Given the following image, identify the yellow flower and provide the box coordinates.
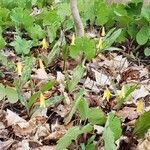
[101,26,106,37]
[136,99,144,114]
[40,38,48,50]
[40,93,46,108]
[39,59,44,69]
[103,87,111,101]
[16,62,23,76]
[97,37,103,49]
[119,85,125,99]
[71,33,75,45]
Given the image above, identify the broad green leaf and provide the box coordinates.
[88,108,106,125]
[67,61,85,92]
[103,113,121,150]
[77,98,89,120]
[94,1,111,25]
[64,88,84,124]
[21,57,33,85]
[103,29,122,50]
[11,7,33,28]
[0,83,5,100]
[45,96,63,107]
[56,126,81,150]
[6,86,18,103]
[141,5,150,22]
[27,92,40,109]
[106,113,122,140]
[0,36,6,49]
[103,127,117,150]
[70,37,96,60]
[136,26,148,45]
[144,47,150,56]
[42,10,61,43]
[47,31,66,65]
[40,80,54,92]
[56,124,92,150]
[133,111,150,138]
[10,36,32,55]
[27,24,45,41]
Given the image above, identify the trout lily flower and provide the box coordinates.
[16,62,23,76]
[97,37,103,49]
[39,58,44,69]
[136,99,144,114]
[40,38,48,50]
[101,26,106,37]
[119,85,125,99]
[71,33,75,45]
[40,93,46,108]
[103,87,111,101]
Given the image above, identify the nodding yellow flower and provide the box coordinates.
[40,93,46,108]
[101,27,106,37]
[16,62,23,76]
[119,85,125,99]
[103,87,111,101]
[136,99,144,114]
[39,59,44,69]
[40,38,48,50]
[97,37,103,49]
[71,33,75,45]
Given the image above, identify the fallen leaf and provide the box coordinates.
[116,107,138,121]
[0,139,14,150]
[92,69,111,86]
[31,68,49,80]
[132,86,149,100]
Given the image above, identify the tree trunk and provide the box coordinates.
[70,0,84,37]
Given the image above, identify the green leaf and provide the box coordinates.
[103,113,121,150]
[27,92,40,109]
[27,24,45,41]
[144,47,150,56]
[67,61,85,92]
[103,28,122,50]
[77,98,89,120]
[70,37,96,60]
[136,26,148,45]
[133,111,150,138]
[11,7,33,28]
[88,108,106,125]
[0,36,6,49]
[56,124,93,150]
[21,56,33,85]
[0,83,5,100]
[64,88,85,124]
[40,80,54,93]
[56,126,81,150]
[10,36,32,55]
[94,1,111,25]
[42,10,61,43]
[103,127,117,150]
[6,86,18,103]
[141,5,150,22]
[106,113,122,140]
[45,96,63,107]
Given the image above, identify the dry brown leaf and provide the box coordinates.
[34,145,56,150]
[116,107,138,121]
[132,86,149,100]
[0,139,14,150]
[6,109,27,127]
[92,69,111,86]
[31,68,49,80]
